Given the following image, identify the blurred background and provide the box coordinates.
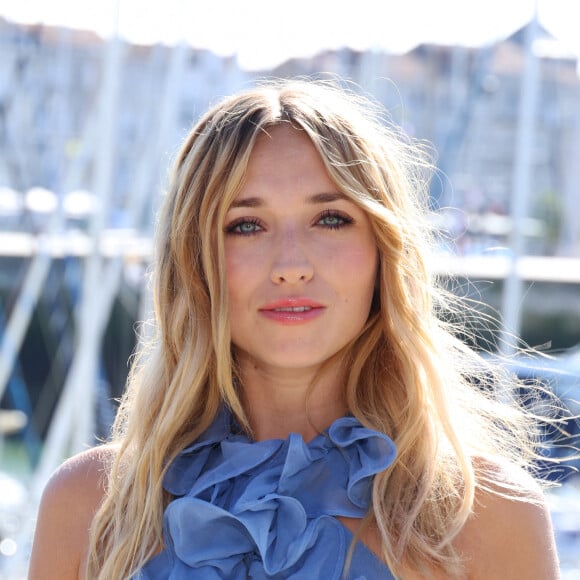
[0,0,579,577]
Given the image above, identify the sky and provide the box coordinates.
[0,0,578,70]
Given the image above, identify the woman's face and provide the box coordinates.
[224,124,378,376]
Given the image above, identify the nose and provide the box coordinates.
[270,231,314,285]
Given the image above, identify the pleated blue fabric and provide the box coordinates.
[136,407,397,579]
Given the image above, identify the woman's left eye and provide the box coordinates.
[316,211,353,229]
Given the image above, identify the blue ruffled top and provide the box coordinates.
[136,408,398,579]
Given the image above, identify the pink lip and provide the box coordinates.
[259,297,325,325]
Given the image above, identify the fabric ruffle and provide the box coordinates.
[136,408,397,579]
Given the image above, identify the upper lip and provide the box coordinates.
[259,297,325,311]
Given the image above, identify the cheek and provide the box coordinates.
[224,247,263,303]
[225,243,249,278]
[224,253,243,305]
[348,243,378,282]
[337,247,378,307]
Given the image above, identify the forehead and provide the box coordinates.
[249,124,318,163]
[236,124,335,195]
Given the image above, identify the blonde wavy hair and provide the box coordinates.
[87,79,542,578]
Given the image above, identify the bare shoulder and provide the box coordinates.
[28,445,118,580]
[46,444,115,495]
[454,460,560,579]
[38,444,117,519]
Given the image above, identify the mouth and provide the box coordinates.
[260,297,325,311]
[271,305,314,313]
[259,299,325,324]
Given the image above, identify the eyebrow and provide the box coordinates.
[230,192,348,208]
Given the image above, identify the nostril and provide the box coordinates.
[271,265,314,285]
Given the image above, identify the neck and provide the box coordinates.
[237,358,348,442]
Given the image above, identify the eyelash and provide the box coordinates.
[224,210,354,236]
[315,210,354,230]
[224,217,264,236]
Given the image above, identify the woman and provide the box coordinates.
[29,79,559,579]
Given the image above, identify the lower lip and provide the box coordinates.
[260,307,325,325]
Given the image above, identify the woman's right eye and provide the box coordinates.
[224,218,263,235]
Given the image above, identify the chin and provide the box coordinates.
[250,351,332,373]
